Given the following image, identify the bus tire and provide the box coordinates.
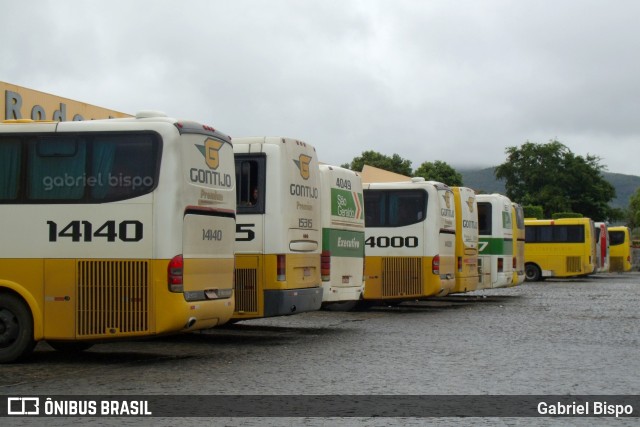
[0,293,36,363]
[525,264,542,282]
[47,341,94,353]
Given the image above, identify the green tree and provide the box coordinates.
[494,140,616,221]
[342,151,412,176]
[413,161,463,186]
[627,187,640,229]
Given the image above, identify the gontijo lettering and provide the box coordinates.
[290,184,318,199]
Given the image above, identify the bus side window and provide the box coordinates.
[28,137,86,200]
[0,138,21,201]
[90,136,158,201]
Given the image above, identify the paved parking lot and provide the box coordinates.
[1,272,639,425]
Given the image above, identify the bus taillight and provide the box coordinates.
[432,255,440,275]
[498,257,504,272]
[513,256,517,269]
[321,250,331,281]
[457,256,462,272]
[168,255,184,292]
[277,255,286,281]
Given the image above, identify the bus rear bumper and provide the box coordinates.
[264,287,322,317]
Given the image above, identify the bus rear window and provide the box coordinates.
[609,231,625,246]
[477,202,492,235]
[364,189,426,228]
[235,155,265,214]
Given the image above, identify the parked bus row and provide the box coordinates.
[0,112,632,363]
[523,218,632,281]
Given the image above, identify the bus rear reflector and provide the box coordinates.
[168,255,184,293]
[277,255,286,281]
[321,250,331,281]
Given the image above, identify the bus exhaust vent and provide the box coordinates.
[77,260,150,337]
[382,257,423,298]
[234,268,258,314]
[565,256,582,273]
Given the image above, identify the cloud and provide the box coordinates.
[2,0,639,174]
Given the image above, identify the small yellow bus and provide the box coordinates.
[524,218,596,281]
[608,226,632,272]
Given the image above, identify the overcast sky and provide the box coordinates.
[3,1,640,175]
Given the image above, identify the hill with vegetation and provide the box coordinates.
[459,167,640,210]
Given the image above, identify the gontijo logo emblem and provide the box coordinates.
[466,196,475,213]
[195,138,224,170]
[293,154,313,180]
[190,138,233,188]
[440,191,455,218]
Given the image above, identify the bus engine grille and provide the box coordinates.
[610,257,624,272]
[77,260,150,337]
[566,256,582,273]
[382,257,423,297]
[234,268,258,314]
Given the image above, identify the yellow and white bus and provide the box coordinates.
[608,226,632,272]
[233,137,322,320]
[594,222,610,273]
[511,203,526,286]
[0,112,236,363]
[318,164,365,308]
[524,217,596,281]
[362,178,456,302]
[476,194,514,288]
[451,187,479,293]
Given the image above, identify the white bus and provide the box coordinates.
[451,187,479,294]
[476,194,514,288]
[512,203,526,286]
[318,165,365,308]
[363,178,456,302]
[233,137,322,320]
[0,112,236,363]
[594,222,610,273]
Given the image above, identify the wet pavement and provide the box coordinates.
[1,272,639,426]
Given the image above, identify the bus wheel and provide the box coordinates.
[525,264,542,282]
[0,293,36,363]
[47,341,94,353]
